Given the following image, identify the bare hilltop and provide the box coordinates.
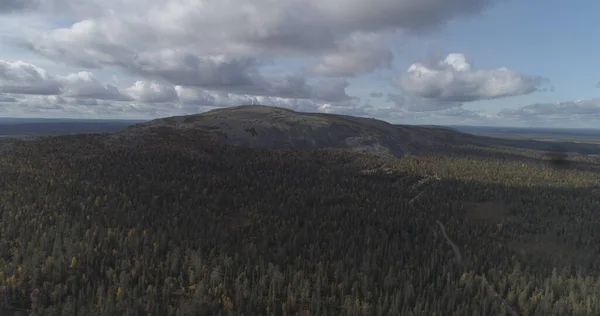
[110,105,486,158]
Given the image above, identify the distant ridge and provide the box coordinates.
[113,105,485,158]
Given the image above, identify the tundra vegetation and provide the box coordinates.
[0,123,599,315]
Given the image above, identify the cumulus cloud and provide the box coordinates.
[0,60,141,102]
[397,53,550,102]
[125,81,179,103]
[6,0,568,126]
[130,53,260,89]
[58,71,131,101]
[0,60,61,95]
[0,59,354,107]
[175,86,216,106]
[22,0,498,81]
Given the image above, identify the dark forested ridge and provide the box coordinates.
[0,124,600,315]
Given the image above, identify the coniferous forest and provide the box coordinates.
[0,127,599,315]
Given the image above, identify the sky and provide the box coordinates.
[0,0,599,128]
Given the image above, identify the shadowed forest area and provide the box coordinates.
[0,128,599,315]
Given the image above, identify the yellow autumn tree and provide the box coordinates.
[69,256,77,268]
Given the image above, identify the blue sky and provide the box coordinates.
[344,0,600,113]
[442,0,600,110]
[0,0,599,128]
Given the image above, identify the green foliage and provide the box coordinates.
[0,129,598,315]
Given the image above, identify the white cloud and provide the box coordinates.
[58,71,131,100]
[20,0,498,81]
[125,80,179,103]
[397,53,550,102]
[5,0,584,128]
[175,86,216,106]
[0,57,355,105]
[0,60,61,95]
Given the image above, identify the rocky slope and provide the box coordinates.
[110,105,485,158]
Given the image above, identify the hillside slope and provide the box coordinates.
[110,105,485,158]
[1,129,600,315]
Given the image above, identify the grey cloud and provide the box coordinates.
[75,98,98,106]
[19,95,68,112]
[7,0,496,35]
[0,0,32,13]
[58,71,131,101]
[311,79,354,102]
[131,52,260,89]
[0,0,110,17]
[369,92,384,98]
[0,94,18,102]
[175,86,216,106]
[0,60,136,102]
[22,0,498,82]
[305,33,394,77]
[125,80,179,103]
[0,58,358,115]
[312,0,494,34]
[254,75,313,99]
[397,53,550,102]
[256,76,353,101]
[24,0,496,50]
[130,53,353,102]
[108,50,352,102]
[16,1,501,107]
[0,60,62,95]
[24,19,140,69]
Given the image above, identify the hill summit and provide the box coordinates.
[114,105,482,158]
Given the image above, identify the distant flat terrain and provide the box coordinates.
[451,125,600,144]
[0,118,146,137]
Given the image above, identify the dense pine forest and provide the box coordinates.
[0,127,599,315]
